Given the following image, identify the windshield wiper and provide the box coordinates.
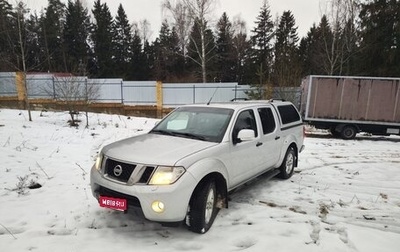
[149,129,177,136]
[150,130,207,141]
[173,132,207,141]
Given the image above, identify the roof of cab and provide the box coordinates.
[179,100,290,110]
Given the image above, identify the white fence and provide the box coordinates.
[0,72,301,107]
[0,73,250,106]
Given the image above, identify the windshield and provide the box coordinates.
[150,106,234,143]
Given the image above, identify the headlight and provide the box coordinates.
[148,166,185,185]
[95,153,103,171]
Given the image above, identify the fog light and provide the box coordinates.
[151,201,165,213]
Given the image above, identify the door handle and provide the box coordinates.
[275,136,281,140]
[256,142,263,147]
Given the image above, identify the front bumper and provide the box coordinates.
[90,165,197,222]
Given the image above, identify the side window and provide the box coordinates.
[277,105,301,125]
[232,110,258,143]
[258,107,276,134]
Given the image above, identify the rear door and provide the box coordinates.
[256,106,282,170]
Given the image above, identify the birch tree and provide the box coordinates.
[163,0,216,83]
[321,0,360,75]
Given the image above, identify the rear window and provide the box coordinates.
[277,105,301,125]
[258,107,276,134]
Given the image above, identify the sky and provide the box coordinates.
[22,0,327,39]
[0,108,400,251]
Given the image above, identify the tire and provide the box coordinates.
[340,125,357,140]
[330,127,341,138]
[187,180,219,234]
[278,147,296,179]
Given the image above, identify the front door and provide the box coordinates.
[228,109,264,188]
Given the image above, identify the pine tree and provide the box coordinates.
[215,12,236,82]
[316,16,334,74]
[358,0,400,76]
[91,0,114,77]
[0,0,14,70]
[152,21,185,81]
[231,18,251,84]
[168,26,186,80]
[40,0,65,72]
[272,11,301,88]
[63,0,91,74]
[153,21,170,80]
[113,4,133,79]
[25,12,42,71]
[129,28,144,80]
[248,1,275,98]
[299,25,318,76]
[299,16,334,76]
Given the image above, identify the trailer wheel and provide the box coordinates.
[330,127,341,138]
[341,125,357,140]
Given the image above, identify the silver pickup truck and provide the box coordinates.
[90,100,305,233]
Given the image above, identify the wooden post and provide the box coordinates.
[15,72,25,101]
[156,81,163,118]
[15,72,26,108]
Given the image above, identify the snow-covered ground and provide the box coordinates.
[0,109,399,252]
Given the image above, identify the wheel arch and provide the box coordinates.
[190,172,228,210]
[278,136,300,168]
[185,157,229,208]
[288,143,299,167]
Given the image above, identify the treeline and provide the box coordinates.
[1,0,400,87]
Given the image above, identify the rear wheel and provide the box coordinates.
[330,126,341,138]
[341,125,357,140]
[187,180,219,234]
[278,147,296,179]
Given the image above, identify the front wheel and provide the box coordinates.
[277,147,296,179]
[187,180,219,234]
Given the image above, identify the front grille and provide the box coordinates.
[98,186,141,207]
[139,166,155,183]
[105,158,137,183]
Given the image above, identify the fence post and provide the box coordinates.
[193,84,196,104]
[156,81,163,118]
[52,76,56,99]
[234,85,237,100]
[121,80,124,104]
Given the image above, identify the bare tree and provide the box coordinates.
[10,1,32,121]
[139,19,152,44]
[185,0,216,83]
[321,0,360,75]
[47,75,99,127]
[162,0,192,56]
[163,0,216,83]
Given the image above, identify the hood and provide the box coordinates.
[102,133,217,166]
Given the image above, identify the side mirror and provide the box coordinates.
[237,129,255,142]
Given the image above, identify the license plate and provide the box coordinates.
[99,196,127,211]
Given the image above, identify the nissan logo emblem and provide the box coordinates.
[113,165,123,177]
